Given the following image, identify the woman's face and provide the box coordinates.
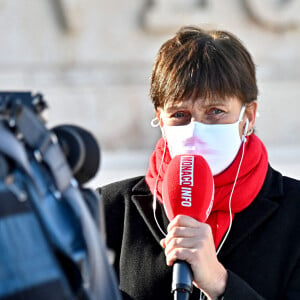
[156,96,257,138]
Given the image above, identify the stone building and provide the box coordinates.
[0,0,299,185]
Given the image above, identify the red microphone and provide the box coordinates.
[162,154,214,299]
[162,154,214,223]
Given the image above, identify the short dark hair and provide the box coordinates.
[150,26,258,109]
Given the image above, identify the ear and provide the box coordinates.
[155,108,167,139]
[155,108,164,127]
[245,101,258,133]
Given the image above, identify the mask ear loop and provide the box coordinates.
[238,105,249,143]
[242,118,249,142]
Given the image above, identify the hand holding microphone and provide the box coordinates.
[160,155,227,299]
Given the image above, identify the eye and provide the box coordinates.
[167,111,191,125]
[172,111,186,118]
[205,107,227,123]
[209,108,225,115]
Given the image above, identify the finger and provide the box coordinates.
[160,238,166,249]
[165,247,195,267]
[164,226,200,245]
[167,215,201,233]
[164,224,214,256]
[164,236,197,257]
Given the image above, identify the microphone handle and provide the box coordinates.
[173,290,190,300]
[172,260,193,300]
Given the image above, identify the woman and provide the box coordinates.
[99,26,300,299]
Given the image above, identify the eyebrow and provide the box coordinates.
[201,98,229,108]
[164,103,189,112]
[164,98,229,112]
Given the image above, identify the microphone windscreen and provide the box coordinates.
[162,155,214,223]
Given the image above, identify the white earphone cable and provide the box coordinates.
[152,137,168,237]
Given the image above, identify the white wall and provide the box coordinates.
[0,0,299,184]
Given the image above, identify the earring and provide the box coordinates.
[150,117,160,127]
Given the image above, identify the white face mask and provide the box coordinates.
[162,106,248,175]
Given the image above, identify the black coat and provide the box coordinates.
[99,166,300,299]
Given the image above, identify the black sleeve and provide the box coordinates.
[223,270,265,299]
[286,258,300,300]
[96,184,125,264]
[224,266,300,300]
[97,176,143,277]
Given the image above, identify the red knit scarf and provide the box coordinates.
[145,134,268,248]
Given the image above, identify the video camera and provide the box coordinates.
[0,92,121,300]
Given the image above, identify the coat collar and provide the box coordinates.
[131,166,283,257]
[131,179,168,244]
[131,192,168,244]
